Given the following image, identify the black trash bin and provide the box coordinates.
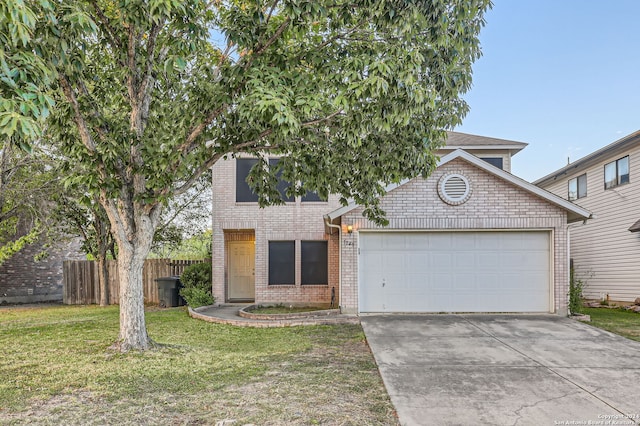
[156,276,183,308]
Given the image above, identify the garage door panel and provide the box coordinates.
[478,252,501,268]
[406,253,431,273]
[359,231,551,313]
[454,233,477,248]
[453,273,477,291]
[431,253,453,268]
[429,233,454,249]
[454,252,476,267]
[431,273,453,290]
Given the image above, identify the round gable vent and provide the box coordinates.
[438,173,471,205]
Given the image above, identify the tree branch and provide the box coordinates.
[254,17,290,56]
[59,75,97,154]
[126,25,137,108]
[89,1,126,67]
[301,110,343,127]
[172,152,224,197]
[137,22,162,108]
[264,0,280,27]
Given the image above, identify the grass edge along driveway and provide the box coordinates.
[582,306,640,342]
[0,305,397,425]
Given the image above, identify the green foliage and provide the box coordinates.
[179,262,214,307]
[180,286,214,309]
[0,141,59,264]
[37,0,489,223]
[0,228,39,265]
[569,265,584,315]
[151,229,212,260]
[8,0,491,347]
[0,1,95,148]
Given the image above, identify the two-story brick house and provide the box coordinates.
[212,131,591,315]
[535,130,640,303]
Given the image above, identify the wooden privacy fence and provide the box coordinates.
[63,259,207,305]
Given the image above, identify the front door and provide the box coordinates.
[228,241,255,300]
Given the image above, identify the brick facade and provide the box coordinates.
[0,237,85,304]
[212,157,342,306]
[340,158,569,315]
[212,155,572,315]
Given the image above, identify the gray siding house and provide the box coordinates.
[535,130,640,303]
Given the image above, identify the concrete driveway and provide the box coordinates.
[361,314,640,426]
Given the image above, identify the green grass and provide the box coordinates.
[0,305,397,425]
[582,307,640,342]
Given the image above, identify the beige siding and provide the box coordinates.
[340,158,569,315]
[541,145,640,302]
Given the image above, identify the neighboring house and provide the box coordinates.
[534,130,640,303]
[0,236,85,304]
[211,132,590,315]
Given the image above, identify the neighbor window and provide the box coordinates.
[268,159,295,202]
[268,241,295,285]
[568,174,587,201]
[301,241,328,285]
[479,157,504,170]
[236,158,259,202]
[604,156,629,189]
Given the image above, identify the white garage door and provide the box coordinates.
[359,231,551,313]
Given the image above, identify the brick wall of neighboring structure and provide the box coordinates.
[0,237,85,304]
[212,156,343,306]
[341,158,569,315]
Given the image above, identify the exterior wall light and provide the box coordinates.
[346,225,353,234]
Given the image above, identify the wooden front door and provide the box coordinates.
[228,241,255,300]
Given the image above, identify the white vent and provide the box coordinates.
[438,173,471,205]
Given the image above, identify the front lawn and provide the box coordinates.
[0,305,396,425]
[582,307,640,342]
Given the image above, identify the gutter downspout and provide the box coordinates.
[324,215,342,313]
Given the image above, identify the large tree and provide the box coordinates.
[14,0,490,351]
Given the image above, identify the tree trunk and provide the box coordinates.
[95,207,111,306]
[104,201,160,352]
[97,255,109,306]
[114,240,153,351]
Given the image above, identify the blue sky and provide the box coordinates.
[455,1,640,182]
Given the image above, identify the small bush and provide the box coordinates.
[569,265,584,315]
[180,262,214,308]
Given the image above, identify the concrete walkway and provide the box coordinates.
[188,304,360,327]
[361,314,640,426]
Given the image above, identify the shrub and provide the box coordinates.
[569,265,584,315]
[179,262,214,308]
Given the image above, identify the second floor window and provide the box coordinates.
[604,156,629,189]
[269,159,295,202]
[479,157,504,170]
[236,157,326,203]
[568,174,587,201]
[236,158,260,202]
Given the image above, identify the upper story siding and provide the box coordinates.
[537,138,640,302]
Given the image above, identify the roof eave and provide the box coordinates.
[534,130,640,187]
[324,149,592,224]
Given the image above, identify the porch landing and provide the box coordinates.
[188,304,360,328]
